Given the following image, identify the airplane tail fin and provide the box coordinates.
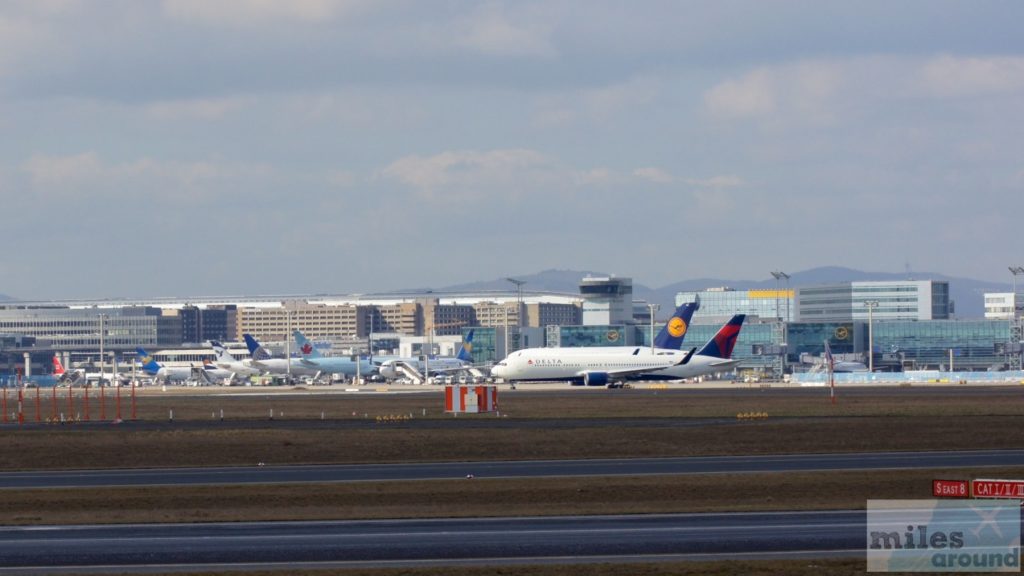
[52,355,66,376]
[211,341,235,363]
[243,334,274,361]
[455,329,474,362]
[652,301,700,350]
[136,347,162,375]
[823,339,835,372]
[696,315,745,359]
[293,330,321,358]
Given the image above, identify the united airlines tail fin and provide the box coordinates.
[455,330,475,362]
[696,315,745,359]
[652,301,700,350]
[136,347,162,375]
[293,330,322,358]
[243,334,274,361]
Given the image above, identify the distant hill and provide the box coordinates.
[438,266,1009,319]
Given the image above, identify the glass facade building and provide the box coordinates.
[797,281,951,321]
[675,289,795,322]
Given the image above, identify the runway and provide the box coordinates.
[0,511,866,573]
[2,449,1023,489]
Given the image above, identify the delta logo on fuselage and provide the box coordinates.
[667,317,687,338]
[527,358,563,366]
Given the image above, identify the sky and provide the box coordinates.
[1,0,1022,300]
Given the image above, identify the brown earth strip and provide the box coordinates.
[3,468,1019,526]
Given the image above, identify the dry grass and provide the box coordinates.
[1,415,1023,470]
[3,467,1021,526]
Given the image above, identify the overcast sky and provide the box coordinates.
[2,0,1022,300]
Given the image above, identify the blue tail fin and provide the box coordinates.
[455,329,474,362]
[243,333,274,361]
[652,301,700,350]
[136,347,162,375]
[696,315,746,359]
[293,330,322,358]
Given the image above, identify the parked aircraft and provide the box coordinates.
[241,334,321,377]
[210,341,261,377]
[377,329,476,380]
[293,330,376,377]
[824,340,868,373]
[136,348,234,384]
[490,314,746,386]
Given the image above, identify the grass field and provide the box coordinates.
[3,387,1020,574]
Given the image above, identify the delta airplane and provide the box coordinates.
[241,334,321,377]
[293,330,376,377]
[377,329,477,380]
[490,314,745,386]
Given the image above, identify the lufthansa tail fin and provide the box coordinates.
[652,301,700,350]
[136,347,163,375]
[696,315,745,359]
[293,330,322,358]
[455,329,475,362]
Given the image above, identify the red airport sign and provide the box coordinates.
[972,479,1024,499]
[933,479,969,498]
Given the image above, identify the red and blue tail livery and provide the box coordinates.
[696,314,745,359]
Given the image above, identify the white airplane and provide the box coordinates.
[210,341,262,377]
[490,315,746,386]
[824,340,869,372]
[242,334,323,378]
[136,348,235,384]
[377,330,476,380]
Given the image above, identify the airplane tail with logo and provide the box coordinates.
[455,329,475,362]
[52,355,66,377]
[652,301,700,350]
[211,341,236,363]
[243,334,274,361]
[136,347,163,375]
[696,314,745,359]
[293,330,322,358]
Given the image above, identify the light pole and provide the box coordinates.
[285,308,292,380]
[505,278,526,328]
[1010,266,1024,295]
[646,303,660,353]
[771,271,790,320]
[864,300,879,373]
[1010,267,1024,318]
[98,313,107,383]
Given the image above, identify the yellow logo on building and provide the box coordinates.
[607,330,620,342]
[835,326,849,340]
[667,317,687,338]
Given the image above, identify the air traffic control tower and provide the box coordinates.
[580,276,633,326]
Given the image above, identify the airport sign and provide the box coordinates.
[972,479,1024,499]
[932,479,969,498]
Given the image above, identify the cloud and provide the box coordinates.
[22,152,272,203]
[532,76,661,127]
[161,0,367,26]
[704,68,777,119]
[452,2,556,57]
[633,167,673,184]
[918,55,1024,98]
[685,175,745,189]
[144,97,249,120]
[378,148,559,201]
